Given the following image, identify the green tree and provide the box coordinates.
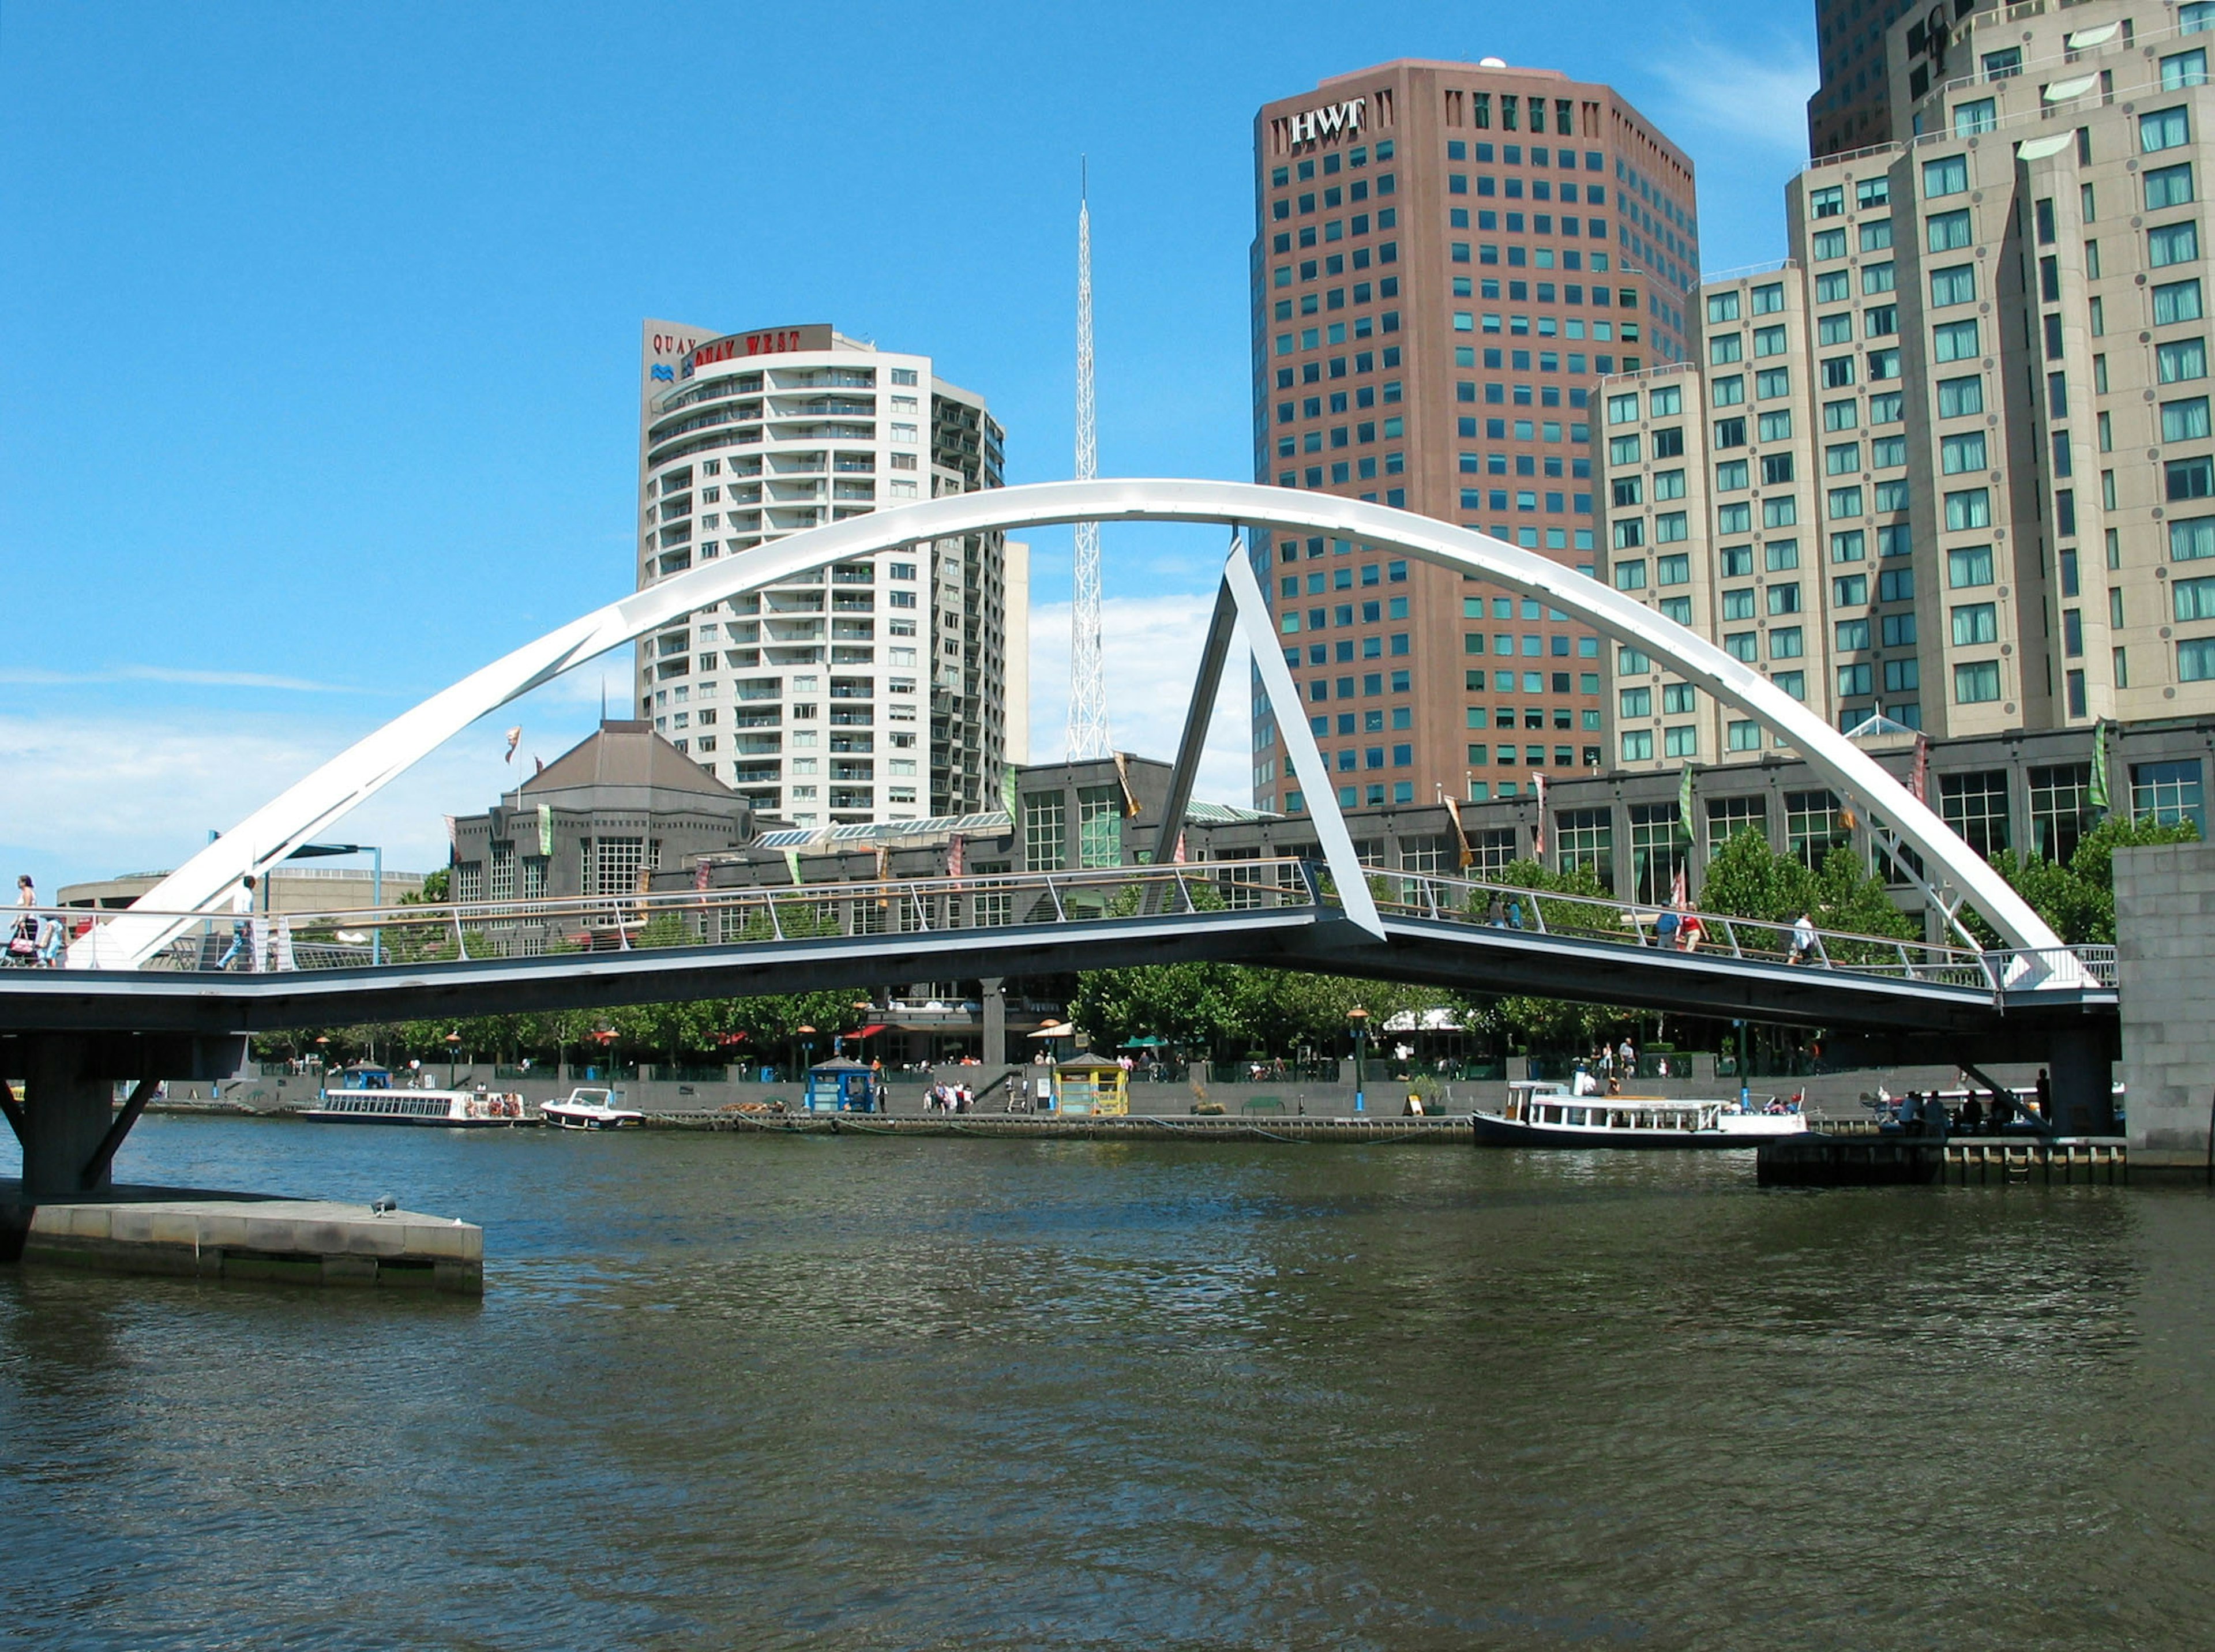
[1983,812,2202,945]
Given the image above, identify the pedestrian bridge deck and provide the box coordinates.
[3,861,2115,1040]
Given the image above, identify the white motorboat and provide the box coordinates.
[303,1064,533,1126]
[540,1087,645,1130]
[1474,1079,1809,1148]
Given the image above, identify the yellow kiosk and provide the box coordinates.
[1052,1053,1129,1117]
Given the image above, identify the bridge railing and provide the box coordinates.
[1373,871,2011,990]
[49,859,1326,974]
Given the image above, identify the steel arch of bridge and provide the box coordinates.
[104,479,2067,968]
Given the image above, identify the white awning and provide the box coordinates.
[2043,74,2100,103]
[2016,133,2077,161]
[2065,22,2122,50]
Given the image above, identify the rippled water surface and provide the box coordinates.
[3,1116,2213,1649]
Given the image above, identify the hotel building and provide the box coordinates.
[635,321,1027,829]
[1247,58,1699,813]
[1600,0,2215,827]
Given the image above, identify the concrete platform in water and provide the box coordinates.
[1756,1135,2128,1188]
[0,1180,482,1294]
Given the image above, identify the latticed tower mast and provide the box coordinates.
[1066,166,1110,760]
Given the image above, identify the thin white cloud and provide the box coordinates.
[0,664,363,693]
[1027,593,1252,807]
[1647,33,1820,159]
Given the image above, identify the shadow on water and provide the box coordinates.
[2,1114,2212,1649]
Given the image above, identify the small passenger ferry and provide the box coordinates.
[540,1087,645,1130]
[1474,1079,1809,1148]
[303,1064,534,1127]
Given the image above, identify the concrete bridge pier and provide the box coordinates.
[3,1032,246,1203]
[2044,1024,2117,1137]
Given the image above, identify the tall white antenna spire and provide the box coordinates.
[1067,157,1110,760]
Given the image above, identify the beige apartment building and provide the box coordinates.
[634,322,1027,829]
[1602,0,2215,780]
[1248,58,1699,812]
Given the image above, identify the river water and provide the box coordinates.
[3,1116,2212,1649]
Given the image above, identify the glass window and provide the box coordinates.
[2142,107,2193,154]
[1951,602,1998,645]
[1947,545,1995,588]
[2146,163,2197,212]
[1929,264,1976,307]
[1953,660,2002,704]
[2156,278,2205,325]
[1953,99,1996,137]
[1937,375,1984,418]
[2171,516,2215,560]
[1932,318,1980,362]
[2160,338,2209,383]
[2133,759,2206,833]
[2173,573,2215,621]
[1927,209,1972,253]
[1923,155,1969,197]
[1945,490,1992,531]
[1938,771,2011,857]
[2149,221,2201,269]
[1940,431,1988,473]
[2029,764,2094,861]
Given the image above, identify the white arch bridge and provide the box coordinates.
[2,481,2119,1197]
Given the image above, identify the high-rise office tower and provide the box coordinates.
[1248,59,1698,813]
[635,321,1027,828]
[1808,0,1945,159]
[1602,0,2215,779]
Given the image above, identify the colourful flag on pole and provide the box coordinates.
[2089,719,2111,814]
[1530,772,1547,859]
[1909,731,1930,803]
[947,833,964,878]
[1677,763,1695,839]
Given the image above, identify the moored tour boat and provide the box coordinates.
[540,1087,645,1130]
[1474,1079,1809,1148]
[304,1064,534,1127]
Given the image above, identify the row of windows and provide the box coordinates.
[1284,596,1413,625]
[1272,312,1401,356]
[1270,172,1395,217]
[1277,464,1403,491]
[1269,349,1403,397]
[1270,141,1395,188]
[1469,745,1601,768]
[1275,422,1403,455]
[1469,690,1601,723]
[1463,631,1595,658]
[1465,489,1594,515]
[1443,140,1603,171]
[1300,670,1412,701]
[1311,707,1415,735]
[1269,277,1399,318]
[1469,453,1592,479]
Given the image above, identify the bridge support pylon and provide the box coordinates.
[5,1032,247,1203]
[2045,1023,2118,1137]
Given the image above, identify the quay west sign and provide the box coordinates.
[1287,96,1365,145]
[686,324,835,376]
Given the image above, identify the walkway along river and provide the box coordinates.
[3,1114,2212,1649]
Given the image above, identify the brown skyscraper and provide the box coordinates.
[1248,59,1696,813]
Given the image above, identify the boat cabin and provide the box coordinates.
[331,1064,396,1091]
[1052,1054,1128,1117]
[1500,1080,1713,1132]
[804,1056,881,1114]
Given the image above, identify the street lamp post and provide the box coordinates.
[1347,1005,1371,1115]
[445,1030,461,1089]
[797,1024,816,1082]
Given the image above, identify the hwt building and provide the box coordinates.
[1247,58,1699,813]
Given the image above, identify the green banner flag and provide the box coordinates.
[1678,763,1695,839]
[1000,765,1020,821]
[2089,719,2111,814]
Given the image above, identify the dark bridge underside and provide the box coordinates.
[0,909,2115,1062]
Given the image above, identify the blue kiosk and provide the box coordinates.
[804,1056,882,1114]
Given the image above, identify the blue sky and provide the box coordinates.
[0,0,1818,887]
